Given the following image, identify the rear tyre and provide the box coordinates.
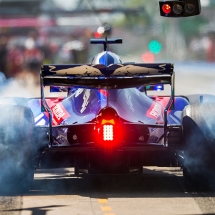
[182,103,215,190]
[0,105,35,194]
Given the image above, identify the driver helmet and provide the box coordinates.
[91,51,122,66]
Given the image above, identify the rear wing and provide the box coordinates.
[41,63,174,88]
[40,63,175,146]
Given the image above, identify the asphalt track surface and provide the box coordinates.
[0,62,215,215]
[1,167,215,215]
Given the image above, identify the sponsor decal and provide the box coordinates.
[34,113,48,126]
[75,88,84,97]
[80,89,90,113]
[159,64,167,71]
[35,113,45,123]
[146,102,163,121]
[51,103,70,125]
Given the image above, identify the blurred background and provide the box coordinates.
[0,0,215,96]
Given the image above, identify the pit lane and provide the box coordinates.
[0,62,215,214]
[1,167,215,215]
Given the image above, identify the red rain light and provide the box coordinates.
[96,107,123,148]
[103,124,114,141]
[162,4,171,14]
[96,121,123,148]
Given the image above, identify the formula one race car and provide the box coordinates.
[1,36,215,193]
[35,38,185,176]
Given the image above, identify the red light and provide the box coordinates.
[96,121,124,149]
[162,4,171,14]
[94,31,102,38]
[141,52,155,63]
[103,124,114,141]
[95,107,123,148]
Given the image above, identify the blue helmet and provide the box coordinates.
[92,51,122,66]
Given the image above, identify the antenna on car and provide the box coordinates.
[104,36,108,51]
[90,38,122,51]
